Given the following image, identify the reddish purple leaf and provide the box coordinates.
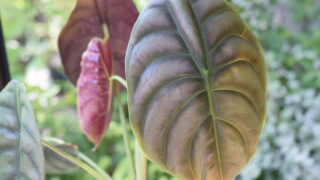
[58,0,138,84]
[77,38,113,146]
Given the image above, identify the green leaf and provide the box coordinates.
[0,80,44,180]
[126,0,267,180]
[44,142,79,174]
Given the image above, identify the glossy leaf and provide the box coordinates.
[58,0,139,84]
[77,38,113,146]
[126,0,267,179]
[0,80,44,180]
[44,143,79,174]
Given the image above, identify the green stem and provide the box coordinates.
[116,86,136,179]
[42,136,66,144]
[135,141,147,180]
[110,75,127,88]
[42,136,113,179]
[41,140,110,180]
[78,152,113,180]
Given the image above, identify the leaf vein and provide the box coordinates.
[23,149,41,177]
[166,1,205,73]
[200,8,231,26]
[141,75,202,139]
[134,28,178,47]
[215,118,249,162]
[132,52,192,93]
[163,88,207,164]
[212,59,263,88]
[186,0,224,178]
[211,88,261,121]
[189,115,211,180]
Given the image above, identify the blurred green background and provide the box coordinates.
[1,0,320,179]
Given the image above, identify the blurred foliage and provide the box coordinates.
[1,0,320,180]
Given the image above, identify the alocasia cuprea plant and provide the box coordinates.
[0,0,267,179]
[58,0,139,147]
[126,0,267,179]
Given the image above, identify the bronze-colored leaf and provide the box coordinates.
[59,0,138,84]
[125,0,267,179]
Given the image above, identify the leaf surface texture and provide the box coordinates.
[126,0,267,179]
[0,81,44,180]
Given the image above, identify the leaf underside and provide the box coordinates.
[44,143,79,174]
[0,81,44,180]
[77,39,113,146]
[126,0,267,180]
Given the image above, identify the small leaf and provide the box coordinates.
[44,142,79,174]
[58,0,139,84]
[0,80,44,180]
[126,0,267,179]
[77,38,113,146]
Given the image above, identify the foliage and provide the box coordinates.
[0,80,44,180]
[230,0,320,180]
[58,0,138,85]
[59,0,138,147]
[1,0,320,179]
[44,141,79,174]
[126,0,266,179]
[77,38,114,147]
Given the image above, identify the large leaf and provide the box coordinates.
[58,0,139,84]
[77,38,113,146]
[0,80,44,180]
[126,0,267,179]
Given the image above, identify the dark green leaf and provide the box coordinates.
[0,80,44,180]
[126,0,267,179]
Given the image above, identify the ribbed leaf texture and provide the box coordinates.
[77,38,113,146]
[0,81,44,180]
[125,0,267,179]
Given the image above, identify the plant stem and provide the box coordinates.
[110,75,127,88]
[43,137,113,179]
[41,140,111,180]
[135,141,147,180]
[78,152,113,180]
[116,85,136,179]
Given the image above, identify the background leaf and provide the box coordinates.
[58,0,139,84]
[0,80,44,180]
[44,142,79,174]
[77,38,113,146]
[126,0,267,179]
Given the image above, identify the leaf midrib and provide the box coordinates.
[187,1,224,179]
[166,0,225,179]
